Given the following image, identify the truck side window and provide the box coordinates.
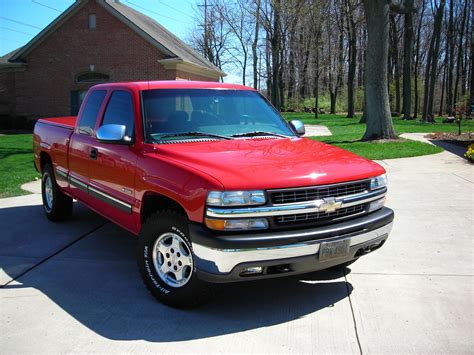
[77,90,107,135]
[101,91,135,137]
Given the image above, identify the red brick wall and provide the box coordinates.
[0,71,17,116]
[11,1,218,119]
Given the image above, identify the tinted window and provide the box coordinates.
[142,89,294,142]
[77,90,106,135]
[101,91,135,137]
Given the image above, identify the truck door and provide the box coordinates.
[88,89,137,232]
[68,89,107,205]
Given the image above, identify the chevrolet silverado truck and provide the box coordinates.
[33,81,394,307]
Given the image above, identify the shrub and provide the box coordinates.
[464,144,474,163]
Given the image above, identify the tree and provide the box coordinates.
[422,0,446,122]
[361,0,396,140]
[345,0,358,118]
[401,0,415,119]
[252,0,262,89]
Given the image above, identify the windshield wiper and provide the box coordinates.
[231,131,290,138]
[156,131,233,141]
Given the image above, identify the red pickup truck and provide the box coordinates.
[33,81,394,307]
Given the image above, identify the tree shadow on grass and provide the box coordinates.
[0,147,33,160]
[0,203,353,342]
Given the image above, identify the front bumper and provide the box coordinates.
[190,207,394,283]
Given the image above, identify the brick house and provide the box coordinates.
[0,0,224,122]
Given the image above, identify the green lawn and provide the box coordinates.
[282,113,474,160]
[0,134,40,198]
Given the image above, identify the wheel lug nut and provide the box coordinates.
[170,248,174,253]
[166,253,170,258]
[177,252,180,257]
[174,266,177,270]
[167,262,171,267]
[178,261,182,266]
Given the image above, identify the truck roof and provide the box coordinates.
[92,80,255,91]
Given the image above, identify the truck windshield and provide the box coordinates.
[141,89,295,142]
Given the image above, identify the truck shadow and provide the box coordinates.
[1,203,353,342]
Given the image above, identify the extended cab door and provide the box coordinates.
[68,89,107,204]
[87,89,138,232]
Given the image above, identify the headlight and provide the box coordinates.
[206,190,266,206]
[370,174,387,190]
[205,218,269,231]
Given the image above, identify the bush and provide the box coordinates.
[464,144,474,163]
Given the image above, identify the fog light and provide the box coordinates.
[241,266,263,276]
[205,218,269,231]
[368,197,386,212]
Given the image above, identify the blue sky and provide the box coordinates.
[0,0,241,83]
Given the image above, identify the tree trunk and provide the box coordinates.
[446,0,455,115]
[469,2,474,115]
[454,0,468,108]
[402,0,414,120]
[413,0,426,118]
[299,43,311,100]
[313,50,320,119]
[330,92,337,114]
[287,41,296,103]
[361,0,396,140]
[346,0,357,118]
[439,62,447,115]
[271,0,281,110]
[422,0,445,122]
[252,0,261,90]
[390,14,401,114]
[359,89,367,123]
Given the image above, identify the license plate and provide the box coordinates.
[319,239,351,262]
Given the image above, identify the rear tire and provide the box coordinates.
[137,210,212,308]
[41,164,73,221]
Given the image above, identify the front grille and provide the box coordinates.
[275,204,366,224]
[270,180,369,204]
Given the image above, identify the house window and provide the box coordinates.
[76,72,109,83]
[88,14,96,29]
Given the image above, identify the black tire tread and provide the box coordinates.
[137,209,212,308]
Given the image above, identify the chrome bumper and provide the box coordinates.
[193,221,393,275]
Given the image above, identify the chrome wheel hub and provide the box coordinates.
[44,175,53,211]
[152,232,193,288]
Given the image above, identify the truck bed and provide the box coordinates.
[33,116,77,174]
[37,116,77,129]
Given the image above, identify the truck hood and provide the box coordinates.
[155,138,385,190]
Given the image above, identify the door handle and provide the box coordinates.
[90,148,98,160]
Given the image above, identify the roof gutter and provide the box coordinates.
[158,58,226,79]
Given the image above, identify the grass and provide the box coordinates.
[0,134,40,198]
[282,112,473,160]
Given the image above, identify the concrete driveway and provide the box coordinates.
[0,150,472,354]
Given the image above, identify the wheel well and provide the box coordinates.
[141,193,188,224]
[39,152,52,172]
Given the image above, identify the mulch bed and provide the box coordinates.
[426,132,474,148]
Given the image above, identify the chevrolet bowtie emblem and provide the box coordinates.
[318,197,343,213]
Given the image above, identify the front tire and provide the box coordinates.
[137,210,212,308]
[41,164,73,221]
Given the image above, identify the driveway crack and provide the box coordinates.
[344,270,363,355]
[0,222,108,288]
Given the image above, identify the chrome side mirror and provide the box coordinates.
[96,124,131,144]
[290,120,305,136]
